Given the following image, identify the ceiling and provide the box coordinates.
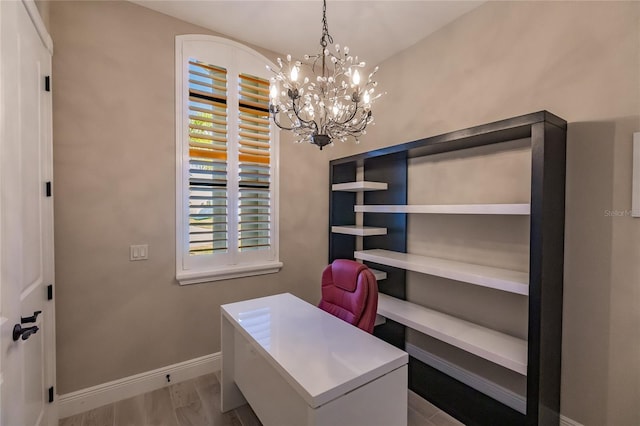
[130,1,483,66]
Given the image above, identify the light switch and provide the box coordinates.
[130,244,148,261]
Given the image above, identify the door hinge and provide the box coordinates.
[48,386,54,403]
[47,284,53,301]
[45,181,52,197]
[45,76,50,92]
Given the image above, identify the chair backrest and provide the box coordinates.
[318,259,378,333]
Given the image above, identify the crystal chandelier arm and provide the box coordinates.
[291,98,318,132]
[326,109,371,138]
[270,86,319,134]
[333,101,360,126]
[270,108,297,131]
[346,111,372,134]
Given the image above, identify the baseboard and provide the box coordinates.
[58,352,221,419]
[405,343,583,426]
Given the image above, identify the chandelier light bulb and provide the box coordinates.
[270,84,278,102]
[290,66,299,82]
[363,91,370,104]
[352,69,360,86]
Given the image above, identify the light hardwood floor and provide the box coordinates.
[59,373,464,426]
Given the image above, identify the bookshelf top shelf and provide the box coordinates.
[355,204,530,215]
[332,181,388,192]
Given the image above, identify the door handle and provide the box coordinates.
[21,310,42,324]
[12,324,39,341]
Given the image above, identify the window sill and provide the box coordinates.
[177,261,283,285]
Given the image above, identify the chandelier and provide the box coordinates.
[268,0,382,150]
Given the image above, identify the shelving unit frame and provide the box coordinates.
[328,111,567,426]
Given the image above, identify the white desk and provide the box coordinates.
[221,293,408,426]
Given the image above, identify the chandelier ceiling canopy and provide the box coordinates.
[268,0,383,150]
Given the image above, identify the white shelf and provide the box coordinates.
[354,249,529,295]
[354,204,530,215]
[377,294,527,375]
[331,226,387,236]
[370,268,387,281]
[332,181,388,192]
[374,314,387,327]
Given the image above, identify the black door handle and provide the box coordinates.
[21,310,42,324]
[13,324,39,341]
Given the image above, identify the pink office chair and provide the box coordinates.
[318,259,378,333]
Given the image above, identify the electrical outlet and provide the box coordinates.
[130,244,148,261]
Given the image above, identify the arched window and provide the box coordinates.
[175,35,281,284]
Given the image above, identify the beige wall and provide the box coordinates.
[50,1,333,394]
[335,1,640,424]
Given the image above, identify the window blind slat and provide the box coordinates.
[189,105,227,117]
[239,100,269,112]
[239,131,270,141]
[239,172,270,179]
[189,69,225,82]
[239,140,270,149]
[237,114,269,125]
[189,96,226,109]
[239,123,269,133]
[239,146,269,156]
[189,78,227,93]
[189,149,227,162]
[239,154,269,164]
[189,139,227,150]
[188,60,227,75]
[239,163,269,171]
[190,89,228,102]
[239,82,269,94]
[190,247,228,253]
[190,123,227,135]
[239,90,270,102]
[189,159,227,167]
[190,115,227,126]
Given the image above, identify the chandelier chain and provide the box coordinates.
[320,0,333,48]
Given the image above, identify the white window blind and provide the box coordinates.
[176,35,281,285]
[188,61,228,255]
[238,73,271,253]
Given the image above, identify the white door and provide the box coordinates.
[0,1,55,425]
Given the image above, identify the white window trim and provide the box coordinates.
[175,35,282,285]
